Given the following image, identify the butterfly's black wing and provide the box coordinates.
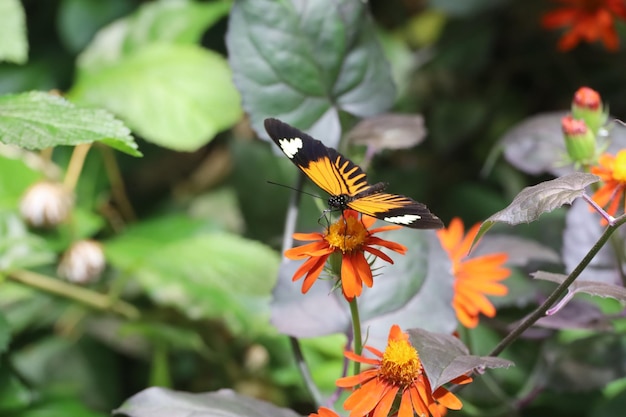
[264,118,369,197]
[264,118,443,229]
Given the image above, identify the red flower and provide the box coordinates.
[285,210,406,300]
[542,0,626,51]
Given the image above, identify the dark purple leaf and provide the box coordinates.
[533,270,626,302]
[562,199,623,284]
[408,328,513,389]
[475,173,599,244]
[114,387,301,417]
[346,113,426,151]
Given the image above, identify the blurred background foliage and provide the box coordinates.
[1,0,626,416]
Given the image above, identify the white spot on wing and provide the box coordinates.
[384,214,421,225]
[278,137,303,159]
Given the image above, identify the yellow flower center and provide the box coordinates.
[324,215,368,253]
[379,339,422,387]
[613,150,626,182]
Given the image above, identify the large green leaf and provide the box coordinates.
[70,0,239,151]
[77,0,231,69]
[114,387,301,417]
[271,229,456,349]
[0,92,140,156]
[105,220,279,334]
[0,0,27,64]
[226,0,396,146]
[70,44,241,151]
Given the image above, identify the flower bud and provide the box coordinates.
[57,240,106,284]
[571,87,607,134]
[20,181,74,228]
[562,115,596,164]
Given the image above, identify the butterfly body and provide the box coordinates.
[264,118,443,229]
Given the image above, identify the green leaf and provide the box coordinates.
[408,328,513,390]
[77,0,231,69]
[0,212,55,271]
[0,156,43,209]
[0,313,10,354]
[57,0,134,53]
[475,173,600,245]
[105,224,279,334]
[271,229,457,347]
[0,0,28,64]
[226,0,396,146]
[103,214,214,269]
[0,92,140,156]
[0,366,31,412]
[15,398,108,417]
[124,0,231,50]
[70,44,241,151]
[115,387,301,417]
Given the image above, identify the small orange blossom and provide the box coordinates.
[285,210,406,300]
[542,0,626,51]
[336,324,471,417]
[437,218,510,328]
[591,150,626,218]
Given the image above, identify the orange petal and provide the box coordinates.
[336,369,378,388]
[436,217,464,253]
[367,236,407,254]
[344,378,388,416]
[372,386,397,417]
[433,386,463,410]
[341,254,362,299]
[352,252,374,288]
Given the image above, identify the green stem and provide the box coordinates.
[489,213,626,357]
[349,297,363,376]
[7,269,140,319]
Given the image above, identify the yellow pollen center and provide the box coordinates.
[379,339,422,387]
[613,150,626,182]
[324,215,368,253]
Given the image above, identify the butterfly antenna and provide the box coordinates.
[266,180,324,200]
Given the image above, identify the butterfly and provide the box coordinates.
[264,118,443,229]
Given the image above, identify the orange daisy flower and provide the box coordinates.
[541,0,626,51]
[285,210,406,301]
[436,218,510,328]
[336,325,471,417]
[590,150,626,218]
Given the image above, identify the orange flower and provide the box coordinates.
[436,218,510,328]
[285,210,406,300]
[541,0,626,51]
[310,407,341,417]
[336,325,471,417]
[590,150,626,218]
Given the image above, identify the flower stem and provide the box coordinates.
[101,146,136,222]
[7,269,140,319]
[63,143,92,191]
[489,213,626,357]
[349,297,363,375]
